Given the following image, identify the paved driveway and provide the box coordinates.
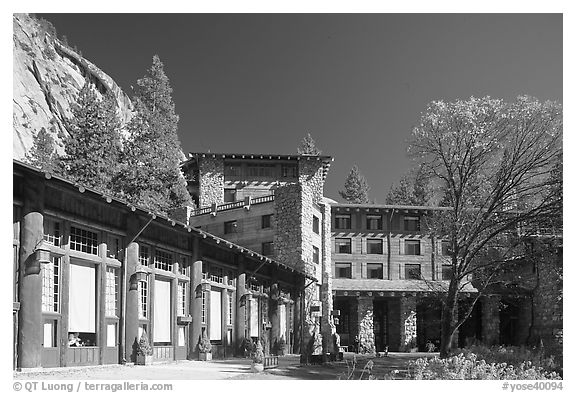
[14,353,434,380]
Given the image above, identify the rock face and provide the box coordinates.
[13,13,133,160]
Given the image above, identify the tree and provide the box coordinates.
[386,165,432,205]
[26,126,60,172]
[409,96,562,358]
[297,133,322,155]
[339,165,372,203]
[114,55,191,213]
[63,82,121,194]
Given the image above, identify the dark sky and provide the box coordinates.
[37,13,562,202]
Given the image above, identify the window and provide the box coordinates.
[367,238,383,254]
[70,226,98,255]
[262,242,274,256]
[281,163,298,178]
[224,220,238,234]
[105,267,119,317]
[41,257,60,313]
[313,246,320,264]
[367,263,383,279]
[442,265,453,281]
[335,238,352,254]
[224,189,237,203]
[138,279,148,319]
[43,218,61,246]
[404,240,421,255]
[335,263,352,279]
[177,282,187,316]
[224,163,242,178]
[227,270,235,286]
[139,245,150,266]
[261,214,272,229]
[313,216,320,234]
[405,264,422,280]
[335,214,351,230]
[441,241,452,256]
[228,292,233,325]
[210,266,224,284]
[201,290,207,324]
[107,236,121,259]
[179,256,187,276]
[404,216,421,232]
[247,164,275,178]
[366,215,383,230]
[154,249,173,272]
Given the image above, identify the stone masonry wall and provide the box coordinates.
[532,253,562,355]
[357,297,375,354]
[198,157,224,207]
[400,297,417,351]
[481,295,500,346]
[273,183,304,273]
[320,201,334,355]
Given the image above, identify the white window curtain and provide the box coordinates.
[210,290,222,341]
[249,298,259,338]
[279,304,286,339]
[68,263,96,333]
[43,322,54,347]
[107,324,116,347]
[153,279,171,343]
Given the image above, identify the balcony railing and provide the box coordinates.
[190,194,275,217]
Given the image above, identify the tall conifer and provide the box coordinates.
[26,126,60,173]
[339,165,372,203]
[63,83,121,193]
[115,55,191,213]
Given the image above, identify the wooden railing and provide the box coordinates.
[190,194,275,217]
[263,355,279,369]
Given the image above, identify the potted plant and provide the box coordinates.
[198,330,212,361]
[251,340,264,372]
[135,334,153,365]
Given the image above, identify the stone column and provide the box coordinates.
[235,257,247,355]
[481,295,500,346]
[269,283,280,354]
[357,297,375,354]
[399,296,417,352]
[293,289,302,354]
[189,237,203,359]
[319,202,335,358]
[17,176,45,368]
[123,215,140,363]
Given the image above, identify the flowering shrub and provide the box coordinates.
[408,353,561,380]
[457,345,561,374]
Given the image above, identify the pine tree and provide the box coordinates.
[386,166,431,205]
[63,83,121,194]
[339,165,371,203]
[297,133,322,155]
[26,126,60,172]
[115,55,191,213]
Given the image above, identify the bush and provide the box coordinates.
[408,353,561,380]
[456,344,561,374]
[136,334,152,356]
[198,330,212,353]
[253,341,264,364]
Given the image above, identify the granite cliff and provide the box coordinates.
[13,13,133,160]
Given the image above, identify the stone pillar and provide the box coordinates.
[293,290,302,354]
[123,215,140,363]
[357,297,375,354]
[481,295,500,346]
[319,201,335,358]
[17,176,44,368]
[400,296,417,352]
[189,237,203,359]
[269,283,280,354]
[235,257,247,355]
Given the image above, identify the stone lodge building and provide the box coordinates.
[13,149,562,368]
[13,159,311,369]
